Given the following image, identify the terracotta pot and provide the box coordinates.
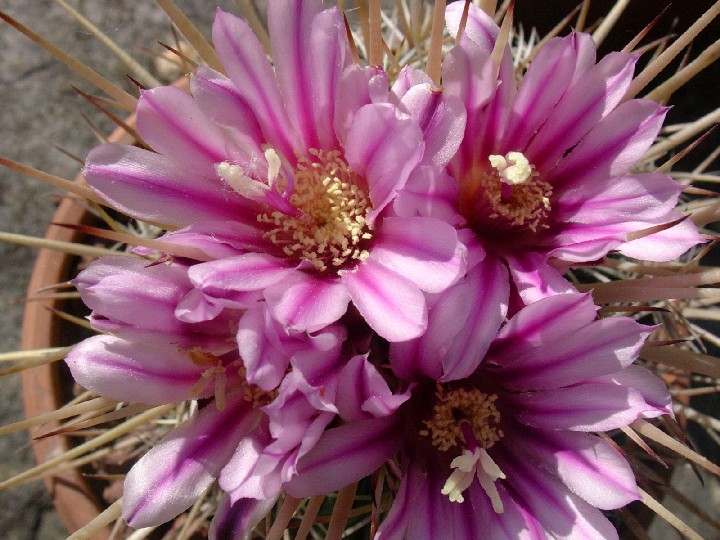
[21,122,137,538]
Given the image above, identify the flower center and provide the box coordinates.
[419,385,506,510]
[257,149,373,272]
[419,385,504,452]
[480,151,552,232]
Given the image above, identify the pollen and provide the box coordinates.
[257,149,373,272]
[419,385,504,452]
[481,151,552,232]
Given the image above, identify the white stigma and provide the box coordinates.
[441,448,506,513]
[215,149,283,201]
[489,151,532,185]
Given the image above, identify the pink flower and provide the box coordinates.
[83,1,467,342]
[286,293,671,538]
[67,256,353,532]
[442,4,702,304]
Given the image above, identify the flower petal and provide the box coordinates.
[372,216,465,293]
[391,253,509,382]
[66,335,208,404]
[400,83,466,166]
[335,355,410,421]
[557,173,683,224]
[209,494,276,540]
[527,50,639,171]
[549,99,667,189]
[492,316,651,392]
[189,253,294,295]
[595,364,672,416]
[84,144,245,227]
[501,34,583,152]
[285,415,401,497]
[268,1,348,150]
[510,429,640,510]
[617,216,703,262]
[263,271,351,333]
[513,382,657,432]
[505,252,575,304]
[392,166,463,226]
[497,450,619,539]
[344,103,424,220]
[342,257,427,341]
[123,396,257,528]
[212,9,297,158]
[136,86,227,174]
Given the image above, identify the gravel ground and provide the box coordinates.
[0,2,718,539]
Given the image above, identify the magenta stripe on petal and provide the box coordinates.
[264,271,351,333]
[268,1,320,149]
[66,335,209,404]
[511,428,639,510]
[513,382,655,432]
[497,450,619,539]
[344,103,424,219]
[123,396,257,528]
[137,86,227,173]
[212,9,297,159]
[209,494,276,540]
[494,317,651,392]
[189,253,293,295]
[286,415,401,497]
[343,257,427,341]
[84,144,245,228]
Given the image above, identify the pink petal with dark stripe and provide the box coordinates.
[335,355,409,421]
[505,252,575,303]
[510,429,639,510]
[549,100,667,189]
[617,217,703,262]
[527,50,638,171]
[66,335,210,404]
[212,9,297,159]
[513,382,656,432]
[493,316,651,392]
[391,65,433,98]
[392,166,463,226]
[191,66,264,157]
[269,1,348,150]
[189,253,294,296]
[501,34,582,152]
[400,83,466,166]
[391,253,508,382]
[342,257,427,342]
[75,256,191,333]
[123,396,258,528]
[491,293,596,353]
[344,103,424,220]
[263,271,351,333]
[84,144,245,228]
[285,415,401,497]
[557,173,683,224]
[372,216,465,293]
[497,451,619,539]
[595,364,672,415]
[136,86,228,175]
[209,494,276,540]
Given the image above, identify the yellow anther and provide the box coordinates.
[420,385,503,452]
[258,149,373,272]
[480,151,552,232]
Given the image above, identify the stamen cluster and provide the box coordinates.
[419,385,504,452]
[258,149,373,272]
[479,152,552,232]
